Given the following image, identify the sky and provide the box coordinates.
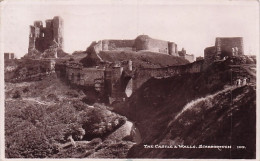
[0,0,259,58]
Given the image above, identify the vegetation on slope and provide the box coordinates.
[5,75,130,158]
[114,61,256,159]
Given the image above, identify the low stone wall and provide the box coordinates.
[66,67,105,86]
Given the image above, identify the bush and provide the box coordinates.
[6,93,123,157]
[23,87,29,93]
[19,105,45,126]
[81,96,96,105]
[46,94,59,101]
[66,90,79,98]
[12,90,21,99]
[73,101,87,111]
[7,126,55,158]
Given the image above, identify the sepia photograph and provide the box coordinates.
[0,0,259,160]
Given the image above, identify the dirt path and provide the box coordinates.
[6,97,53,106]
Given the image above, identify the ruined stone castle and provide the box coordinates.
[91,35,194,62]
[28,16,64,58]
[6,16,250,104]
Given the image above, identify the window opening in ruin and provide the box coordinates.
[42,33,45,37]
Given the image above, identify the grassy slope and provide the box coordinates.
[82,50,189,68]
[114,62,256,159]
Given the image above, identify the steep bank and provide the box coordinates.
[80,50,189,68]
[113,62,256,159]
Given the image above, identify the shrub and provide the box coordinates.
[46,93,59,101]
[73,101,87,111]
[66,90,79,98]
[13,90,21,99]
[81,96,96,105]
[23,87,29,93]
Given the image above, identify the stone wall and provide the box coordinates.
[149,38,169,54]
[133,35,170,54]
[102,40,134,51]
[133,60,204,90]
[66,66,105,86]
[87,35,197,62]
[204,46,216,69]
[180,54,194,63]
[56,58,204,103]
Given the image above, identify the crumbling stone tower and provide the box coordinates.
[204,37,244,69]
[215,37,244,58]
[28,16,64,56]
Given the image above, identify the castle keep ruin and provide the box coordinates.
[204,37,244,68]
[28,16,64,58]
[215,37,244,58]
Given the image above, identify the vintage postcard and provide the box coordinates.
[0,0,259,160]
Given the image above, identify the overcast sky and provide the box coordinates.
[1,0,259,58]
